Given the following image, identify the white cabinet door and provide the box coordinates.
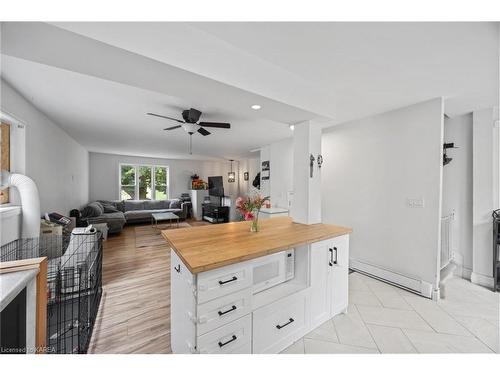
[329,235,350,316]
[253,291,308,354]
[309,240,332,328]
[170,249,197,353]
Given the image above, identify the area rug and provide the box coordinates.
[134,222,191,248]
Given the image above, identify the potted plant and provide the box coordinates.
[235,195,270,232]
[190,174,207,190]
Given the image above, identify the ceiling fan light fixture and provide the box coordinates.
[251,104,261,110]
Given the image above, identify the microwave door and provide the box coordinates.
[252,252,286,293]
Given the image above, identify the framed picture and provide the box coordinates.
[243,172,249,181]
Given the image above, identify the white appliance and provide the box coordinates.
[252,249,294,293]
[259,207,289,220]
[189,189,208,221]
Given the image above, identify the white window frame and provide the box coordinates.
[1,110,26,207]
[119,163,169,200]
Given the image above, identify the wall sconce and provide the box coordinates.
[244,172,249,181]
[228,159,236,183]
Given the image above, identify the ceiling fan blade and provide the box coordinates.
[198,122,231,129]
[147,113,185,123]
[163,125,182,131]
[197,127,211,136]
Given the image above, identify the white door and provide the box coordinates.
[309,240,332,328]
[329,235,350,316]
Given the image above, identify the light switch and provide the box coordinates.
[406,197,425,208]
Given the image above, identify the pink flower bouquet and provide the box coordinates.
[235,195,270,232]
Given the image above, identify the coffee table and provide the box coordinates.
[151,212,180,229]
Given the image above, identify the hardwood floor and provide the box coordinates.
[88,220,208,354]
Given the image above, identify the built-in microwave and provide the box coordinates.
[252,249,295,293]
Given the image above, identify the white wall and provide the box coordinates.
[270,138,293,209]
[257,139,293,208]
[259,145,271,198]
[238,157,259,197]
[472,108,496,286]
[442,114,473,275]
[322,98,444,291]
[1,80,89,215]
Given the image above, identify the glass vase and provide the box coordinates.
[250,217,259,232]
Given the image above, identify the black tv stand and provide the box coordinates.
[202,203,229,224]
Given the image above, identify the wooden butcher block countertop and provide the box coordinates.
[162,217,352,274]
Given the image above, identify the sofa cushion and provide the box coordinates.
[124,200,145,212]
[87,211,126,224]
[81,202,104,218]
[169,199,181,209]
[144,200,164,210]
[86,212,126,233]
[160,200,171,209]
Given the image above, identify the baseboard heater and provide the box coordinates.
[349,258,434,299]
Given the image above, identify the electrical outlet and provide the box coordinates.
[406,197,425,208]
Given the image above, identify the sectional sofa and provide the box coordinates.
[75,199,191,234]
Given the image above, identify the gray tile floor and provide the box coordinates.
[281,272,500,353]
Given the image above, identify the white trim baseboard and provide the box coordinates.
[462,267,473,280]
[350,258,434,298]
[471,272,494,288]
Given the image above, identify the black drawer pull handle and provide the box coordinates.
[333,246,338,265]
[276,318,294,329]
[218,335,237,348]
[329,248,333,266]
[174,265,181,273]
[218,305,237,316]
[218,276,237,285]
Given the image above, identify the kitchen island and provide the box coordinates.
[162,217,352,354]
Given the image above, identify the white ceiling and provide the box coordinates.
[1,22,498,160]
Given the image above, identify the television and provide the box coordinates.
[208,176,224,197]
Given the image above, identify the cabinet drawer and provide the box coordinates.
[196,289,252,336]
[197,263,252,304]
[252,292,308,354]
[197,314,252,354]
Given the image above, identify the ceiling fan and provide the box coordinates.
[147,108,231,154]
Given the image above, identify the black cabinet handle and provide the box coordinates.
[218,276,237,285]
[218,335,237,348]
[329,248,334,266]
[333,246,338,265]
[218,305,237,316]
[174,265,181,273]
[276,318,294,330]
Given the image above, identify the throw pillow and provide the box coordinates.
[169,199,181,209]
[103,203,119,213]
[81,202,104,218]
[97,200,119,213]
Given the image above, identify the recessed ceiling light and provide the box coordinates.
[251,104,261,110]
[289,125,295,131]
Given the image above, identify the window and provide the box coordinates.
[119,164,169,200]
[1,123,10,204]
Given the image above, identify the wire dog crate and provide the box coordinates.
[1,229,103,353]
